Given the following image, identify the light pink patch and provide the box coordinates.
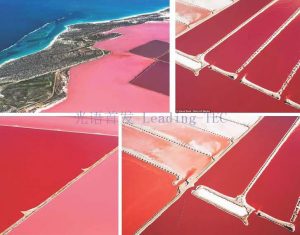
[176,1,211,26]
[10,153,118,235]
[176,21,188,35]
[46,53,168,112]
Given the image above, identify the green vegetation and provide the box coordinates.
[0,73,56,112]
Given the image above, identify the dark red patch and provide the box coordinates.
[130,61,169,96]
[130,40,169,59]
[158,51,169,63]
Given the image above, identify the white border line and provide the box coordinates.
[118,114,122,235]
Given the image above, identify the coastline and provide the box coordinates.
[0,7,169,67]
[0,8,169,112]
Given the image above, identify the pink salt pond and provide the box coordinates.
[176,21,188,35]
[10,153,118,235]
[45,22,169,113]
[176,1,211,26]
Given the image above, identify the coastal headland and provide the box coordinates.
[0,9,168,112]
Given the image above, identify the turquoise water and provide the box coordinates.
[0,0,169,65]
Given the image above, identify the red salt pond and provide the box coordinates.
[10,152,118,235]
[122,153,177,235]
[0,126,117,233]
[176,66,297,112]
[45,22,169,112]
[123,125,212,180]
[142,186,299,235]
[247,126,300,222]
[283,67,300,107]
[142,118,300,235]
[205,0,300,73]
[0,116,118,135]
[176,0,273,56]
[176,1,211,26]
[239,14,300,96]
[197,117,296,197]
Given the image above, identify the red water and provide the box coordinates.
[205,0,300,73]
[197,116,296,197]
[142,118,299,235]
[177,0,273,55]
[239,14,300,93]
[0,126,117,233]
[283,67,300,105]
[247,126,300,221]
[122,153,177,235]
[176,66,296,112]
[142,187,298,235]
[10,152,118,235]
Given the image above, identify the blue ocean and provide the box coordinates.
[0,0,169,65]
